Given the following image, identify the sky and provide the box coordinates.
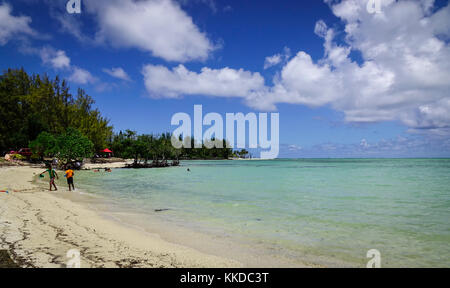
[1,0,450,158]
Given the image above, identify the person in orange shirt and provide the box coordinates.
[65,169,75,191]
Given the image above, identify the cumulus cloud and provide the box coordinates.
[264,54,283,69]
[83,0,215,62]
[23,45,96,85]
[264,47,291,69]
[69,67,97,85]
[39,47,71,69]
[0,3,37,45]
[103,67,131,81]
[2,1,98,87]
[30,46,96,86]
[19,44,73,70]
[295,0,450,133]
[143,0,450,136]
[142,64,266,98]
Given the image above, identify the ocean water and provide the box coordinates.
[70,159,450,267]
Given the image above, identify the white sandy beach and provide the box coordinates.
[83,160,133,170]
[0,166,241,268]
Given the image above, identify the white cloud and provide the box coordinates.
[314,20,328,38]
[288,144,302,151]
[0,3,36,45]
[142,0,450,136]
[360,138,369,148]
[103,67,131,81]
[292,0,450,134]
[39,47,71,69]
[142,64,266,98]
[264,54,283,69]
[264,47,291,69]
[23,45,96,85]
[85,0,215,62]
[23,45,97,86]
[69,67,97,85]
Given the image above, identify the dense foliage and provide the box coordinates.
[110,131,233,162]
[0,68,112,153]
[30,129,94,166]
[29,131,58,157]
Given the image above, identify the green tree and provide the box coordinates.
[0,69,112,154]
[238,149,249,159]
[56,128,94,166]
[0,68,32,151]
[30,132,57,157]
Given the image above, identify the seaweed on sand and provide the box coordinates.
[0,250,20,268]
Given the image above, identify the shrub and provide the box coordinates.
[11,154,25,160]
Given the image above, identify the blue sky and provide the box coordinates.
[1,0,450,157]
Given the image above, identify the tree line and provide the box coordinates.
[110,131,233,166]
[1,68,236,167]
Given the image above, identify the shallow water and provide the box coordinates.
[69,159,450,267]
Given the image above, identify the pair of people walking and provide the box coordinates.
[39,164,75,191]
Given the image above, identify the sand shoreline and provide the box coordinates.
[0,166,241,268]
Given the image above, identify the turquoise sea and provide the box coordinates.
[70,159,450,267]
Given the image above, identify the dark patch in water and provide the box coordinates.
[154,209,171,213]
